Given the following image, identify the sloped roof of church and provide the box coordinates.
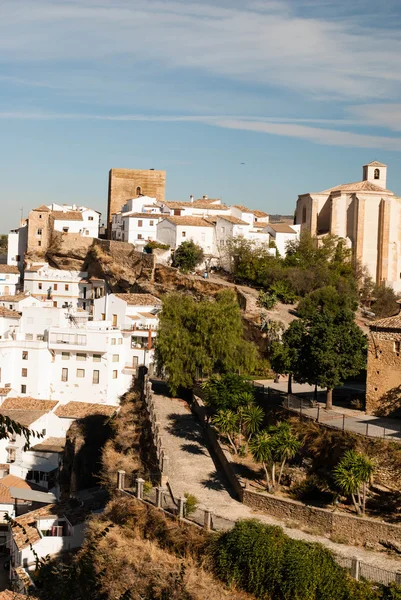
[364,161,387,167]
[321,180,394,195]
[370,314,401,329]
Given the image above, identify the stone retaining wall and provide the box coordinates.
[143,375,169,485]
[192,395,401,547]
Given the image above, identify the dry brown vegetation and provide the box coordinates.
[100,388,158,491]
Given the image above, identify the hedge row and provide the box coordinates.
[211,520,401,600]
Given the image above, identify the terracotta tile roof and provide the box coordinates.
[32,205,51,212]
[217,215,249,225]
[55,401,117,419]
[31,437,66,453]
[0,293,32,302]
[253,209,269,218]
[24,265,43,272]
[370,314,401,329]
[1,397,58,411]
[0,474,34,504]
[0,591,29,599]
[121,212,162,218]
[0,409,48,427]
[0,265,19,274]
[268,223,297,233]
[12,502,89,550]
[114,293,161,306]
[0,307,21,319]
[204,216,217,224]
[322,180,393,194]
[51,211,84,221]
[164,201,228,211]
[164,216,214,227]
[0,389,11,395]
[365,161,386,167]
[194,198,220,204]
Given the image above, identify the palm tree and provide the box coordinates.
[334,450,374,515]
[273,426,301,485]
[243,404,264,441]
[236,391,255,447]
[249,430,273,492]
[212,410,239,454]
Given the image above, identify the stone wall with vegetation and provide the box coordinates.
[242,488,401,546]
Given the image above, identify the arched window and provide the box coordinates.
[374,169,380,180]
[302,206,307,224]
[136,186,142,196]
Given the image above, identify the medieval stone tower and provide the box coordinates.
[107,168,166,238]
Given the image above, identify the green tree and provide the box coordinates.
[249,430,274,491]
[270,422,301,485]
[155,291,261,395]
[371,285,400,318]
[212,410,239,454]
[242,404,264,441]
[293,311,367,410]
[270,319,304,394]
[334,450,374,515]
[172,240,204,273]
[297,285,358,320]
[201,373,254,415]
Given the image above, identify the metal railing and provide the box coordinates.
[251,383,401,443]
[119,475,401,586]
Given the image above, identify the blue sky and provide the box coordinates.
[2,0,401,230]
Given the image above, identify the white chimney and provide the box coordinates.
[190,195,194,203]
[203,195,208,200]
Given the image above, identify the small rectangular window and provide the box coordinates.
[76,369,85,378]
[150,220,154,226]
[37,228,42,235]
[61,368,68,382]
[118,338,123,345]
[101,313,106,321]
[65,284,69,291]
[77,353,87,361]
[21,385,26,394]
[112,354,119,362]
[21,368,27,377]
[113,370,118,379]
[54,283,58,291]
[112,314,118,327]
[38,283,42,290]
[22,351,28,360]
[93,354,101,362]
[88,216,94,221]
[62,352,70,360]
[137,234,143,240]
[93,370,100,384]
[182,231,186,238]
[138,220,143,227]
[38,241,42,247]
[111,338,116,346]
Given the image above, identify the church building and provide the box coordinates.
[295,162,401,291]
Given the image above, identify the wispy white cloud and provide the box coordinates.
[1,0,401,103]
[2,110,401,150]
[348,104,401,132]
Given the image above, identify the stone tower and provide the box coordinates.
[362,161,387,190]
[107,168,166,238]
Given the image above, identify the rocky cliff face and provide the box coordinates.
[45,237,267,351]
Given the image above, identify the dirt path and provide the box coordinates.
[152,391,401,574]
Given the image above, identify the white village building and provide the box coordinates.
[0,266,21,297]
[24,263,105,312]
[263,223,301,256]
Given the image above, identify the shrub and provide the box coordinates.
[184,492,198,516]
[172,240,204,273]
[143,240,170,253]
[258,290,278,310]
[269,280,297,304]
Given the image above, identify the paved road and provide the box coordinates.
[151,390,401,574]
[257,380,401,441]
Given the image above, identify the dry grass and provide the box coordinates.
[75,498,252,600]
[99,390,158,491]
